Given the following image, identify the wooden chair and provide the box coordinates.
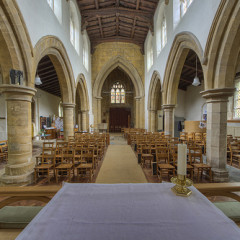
[55,147,74,183]
[34,149,55,183]
[189,147,212,182]
[140,144,154,168]
[76,152,94,182]
[156,147,175,182]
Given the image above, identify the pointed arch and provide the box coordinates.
[162,32,204,105]
[0,0,33,85]
[148,71,162,132]
[204,0,240,89]
[33,36,75,104]
[76,73,90,112]
[93,55,144,98]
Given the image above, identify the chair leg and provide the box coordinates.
[47,169,50,183]
[34,170,37,183]
[197,169,200,182]
[55,169,58,183]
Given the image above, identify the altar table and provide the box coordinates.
[16,183,240,240]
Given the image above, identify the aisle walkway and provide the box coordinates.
[96,134,147,183]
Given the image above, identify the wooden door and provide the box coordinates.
[109,108,131,132]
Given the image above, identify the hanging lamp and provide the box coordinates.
[192,55,200,86]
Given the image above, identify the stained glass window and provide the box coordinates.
[180,0,193,18]
[234,80,240,118]
[161,16,167,48]
[47,0,54,9]
[111,82,125,104]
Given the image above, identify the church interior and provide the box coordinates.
[0,0,240,239]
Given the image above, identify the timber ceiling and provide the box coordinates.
[178,50,204,91]
[77,0,159,53]
[36,56,61,98]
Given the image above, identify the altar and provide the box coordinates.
[16,183,240,240]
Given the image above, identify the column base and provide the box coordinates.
[0,162,34,186]
[212,168,229,182]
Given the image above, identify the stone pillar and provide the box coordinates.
[150,110,156,132]
[82,110,88,132]
[62,103,75,139]
[78,111,81,131]
[162,104,175,137]
[96,97,102,124]
[201,88,235,182]
[135,97,140,128]
[0,85,36,185]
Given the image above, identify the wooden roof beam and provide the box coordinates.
[97,16,104,38]
[136,0,140,10]
[131,17,137,38]
[116,13,119,36]
[95,0,99,9]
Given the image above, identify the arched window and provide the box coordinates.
[47,0,62,23]
[83,33,89,71]
[69,1,80,52]
[147,34,153,71]
[111,82,125,104]
[161,16,167,49]
[180,0,193,18]
[233,76,240,119]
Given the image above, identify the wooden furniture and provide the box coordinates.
[55,148,74,183]
[76,152,94,182]
[45,128,57,139]
[140,145,154,168]
[156,147,175,182]
[189,147,212,182]
[34,149,55,183]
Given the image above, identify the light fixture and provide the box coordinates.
[35,70,42,85]
[192,55,200,86]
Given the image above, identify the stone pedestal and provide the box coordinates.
[135,97,140,128]
[150,110,156,132]
[62,103,75,139]
[96,97,102,124]
[81,110,88,132]
[163,104,175,137]
[78,111,81,131]
[0,85,36,185]
[201,88,235,182]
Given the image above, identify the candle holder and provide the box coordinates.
[171,174,193,197]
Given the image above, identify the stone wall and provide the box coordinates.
[92,42,144,86]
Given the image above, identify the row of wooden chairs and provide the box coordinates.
[0,141,8,162]
[138,143,212,183]
[34,140,107,183]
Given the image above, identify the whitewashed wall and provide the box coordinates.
[144,0,221,129]
[33,89,61,135]
[16,0,93,122]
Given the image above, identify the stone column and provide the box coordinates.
[81,110,88,132]
[78,111,81,131]
[96,97,102,124]
[162,104,175,137]
[0,85,36,185]
[201,88,235,182]
[150,110,156,132]
[135,97,140,128]
[62,103,75,139]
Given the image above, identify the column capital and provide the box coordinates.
[95,96,103,100]
[0,84,36,102]
[135,96,142,100]
[162,104,175,110]
[62,103,75,108]
[201,87,235,100]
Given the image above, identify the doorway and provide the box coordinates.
[109,108,131,132]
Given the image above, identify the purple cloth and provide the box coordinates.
[16,183,240,240]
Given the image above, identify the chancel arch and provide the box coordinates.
[93,55,144,129]
[148,71,163,132]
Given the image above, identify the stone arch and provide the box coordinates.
[93,55,145,128]
[33,36,75,104]
[204,0,240,89]
[0,0,33,85]
[76,73,90,111]
[148,71,162,131]
[75,74,90,131]
[93,55,144,98]
[162,32,204,105]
